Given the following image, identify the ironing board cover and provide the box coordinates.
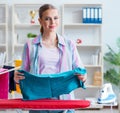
[0,99,90,110]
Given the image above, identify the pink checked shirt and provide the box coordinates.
[21,34,84,74]
[21,34,85,100]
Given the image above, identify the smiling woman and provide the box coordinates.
[14,3,87,113]
[38,4,59,36]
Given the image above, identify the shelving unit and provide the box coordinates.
[62,3,103,108]
[0,4,8,65]
[12,4,42,61]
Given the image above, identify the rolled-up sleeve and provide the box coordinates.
[21,42,30,72]
[70,40,84,69]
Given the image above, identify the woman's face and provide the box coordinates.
[38,9,60,33]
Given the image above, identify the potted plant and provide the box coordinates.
[27,33,37,38]
[104,37,120,87]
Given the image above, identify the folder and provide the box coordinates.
[94,7,98,23]
[90,7,94,23]
[82,7,87,23]
[82,7,102,24]
[98,7,102,23]
[86,8,90,23]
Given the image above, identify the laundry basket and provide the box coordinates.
[0,68,9,99]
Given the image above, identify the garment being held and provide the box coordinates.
[19,67,86,100]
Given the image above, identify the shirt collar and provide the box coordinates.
[32,33,66,47]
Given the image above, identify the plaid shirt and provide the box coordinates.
[21,33,85,100]
[21,33,84,74]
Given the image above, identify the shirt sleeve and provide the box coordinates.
[21,42,30,72]
[70,40,85,69]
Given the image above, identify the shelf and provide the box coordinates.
[14,23,40,27]
[85,65,102,68]
[63,3,102,7]
[0,44,7,47]
[13,4,41,24]
[86,85,101,88]
[63,3,103,109]
[63,3,102,24]
[64,23,102,26]
[12,4,41,60]
[0,4,8,62]
[0,4,8,23]
[76,44,102,47]
[14,4,41,7]
[0,23,7,26]
[14,44,24,47]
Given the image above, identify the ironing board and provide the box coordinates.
[0,98,90,110]
[0,67,90,112]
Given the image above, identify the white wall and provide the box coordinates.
[102,0,120,51]
[1,0,120,99]
[1,0,120,100]
[0,0,119,51]
[1,0,120,64]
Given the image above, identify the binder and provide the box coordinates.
[90,7,94,23]
[82,7,102,24]
[86,8,90,23]
[82,7,87,23]
[98,7,102,23]
[94,7,98,23]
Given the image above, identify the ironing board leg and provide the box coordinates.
[15,109,23,113]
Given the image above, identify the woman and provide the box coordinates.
[14,4,87,113]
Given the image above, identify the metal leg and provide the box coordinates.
[15,109,23,113]
[110,103,113,113]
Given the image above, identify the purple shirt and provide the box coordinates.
[39,46,60,74]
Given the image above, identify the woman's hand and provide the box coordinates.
[75,74,87,82]
[14,70,25,83]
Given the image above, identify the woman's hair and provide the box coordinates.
[39,4,57,34]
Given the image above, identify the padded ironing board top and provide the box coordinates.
[0,99,90,110]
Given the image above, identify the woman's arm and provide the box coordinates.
[70,40,87,82]
[14,42,30,83]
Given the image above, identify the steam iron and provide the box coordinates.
[97,83,116,104]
